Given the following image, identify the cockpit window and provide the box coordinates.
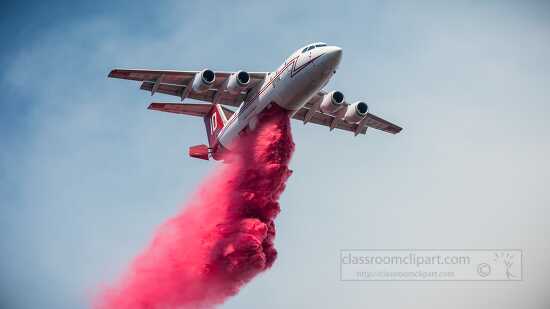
[302,45,315,53]
[302,43,327,53]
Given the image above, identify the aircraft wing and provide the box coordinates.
[108,69,267,107]
[293,90,402,135]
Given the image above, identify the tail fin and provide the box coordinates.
[149,102,232,161]
[203,104,228,147]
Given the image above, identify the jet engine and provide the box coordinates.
[344,101,369,123]
[192,69,216,93]
[320,90,345,114]
[227,71,250,95]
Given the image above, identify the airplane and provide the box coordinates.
[108,42,402,161]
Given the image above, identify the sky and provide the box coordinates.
[1,1,549,308]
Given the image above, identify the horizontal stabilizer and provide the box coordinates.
[148,102,213,117]
[189,144,209,160]
[148,102,235,119]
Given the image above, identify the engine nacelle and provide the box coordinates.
[320,90,345,114]
[344,101,369,123]
[227,71,250,95]
[192,69,215,93]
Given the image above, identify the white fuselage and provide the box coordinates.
[217,44,343,150]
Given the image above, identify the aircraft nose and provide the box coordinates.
[325,46,342,67]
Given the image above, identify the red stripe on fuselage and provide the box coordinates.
[221,53,325,131]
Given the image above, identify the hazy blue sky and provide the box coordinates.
[1,1,549,308]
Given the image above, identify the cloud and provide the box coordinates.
[1,1,549,308]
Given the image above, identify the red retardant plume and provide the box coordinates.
[96,105,295,309]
